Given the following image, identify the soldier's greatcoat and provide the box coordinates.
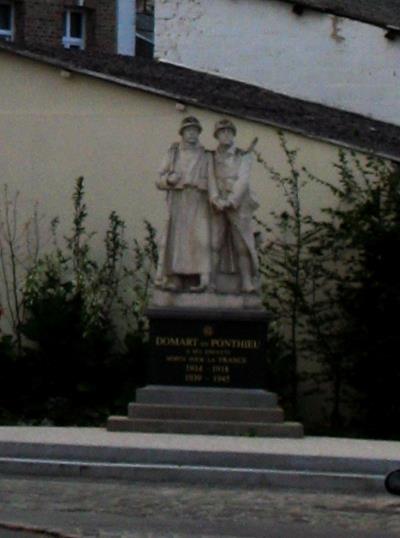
[209,144,259,275]
[157,141,211,278]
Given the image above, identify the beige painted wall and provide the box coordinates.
[0,50,351,254]
[1,50,380,420]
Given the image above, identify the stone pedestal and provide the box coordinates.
[107,304,303,438]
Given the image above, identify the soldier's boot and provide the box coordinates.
[208,251,220,292]
[190,273,210,293]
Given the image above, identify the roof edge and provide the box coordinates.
[279,0,398,30]
[1,43,400,163]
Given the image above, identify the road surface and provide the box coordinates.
[1,475,399,537]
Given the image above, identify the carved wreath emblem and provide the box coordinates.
[203,325,214,337]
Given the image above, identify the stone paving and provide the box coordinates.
[0,476,400,537]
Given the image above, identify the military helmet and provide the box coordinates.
[214,118,237,138]
[179,116,202,135]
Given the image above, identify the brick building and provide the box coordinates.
[0,0,154,56]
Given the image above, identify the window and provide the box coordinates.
[63,9,85,50]
[137,0,154,15]
[136,0,154,57]
[0,2,14,41]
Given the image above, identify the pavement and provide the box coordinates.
[0,426,399,492]
[0,427,399,537]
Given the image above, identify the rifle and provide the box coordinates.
[246,137,258,154]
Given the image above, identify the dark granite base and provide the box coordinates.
[107,307,304,438]
[146,307,269,389]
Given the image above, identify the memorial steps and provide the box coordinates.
[107,386,303,438]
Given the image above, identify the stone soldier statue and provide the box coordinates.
[155,116,211,292]
[209,118,259,293]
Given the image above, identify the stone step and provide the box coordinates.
[128,403,284,423]
[0,434,397,476]
[0,456,386,492]
[136,385,278,408]
[107,416,304,438]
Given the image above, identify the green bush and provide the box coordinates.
[0,177,156,425]
[256,139,400,439]
[319,157,400,438]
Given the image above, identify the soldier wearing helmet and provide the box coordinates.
[155,116,211,292]
[209,118,259,293]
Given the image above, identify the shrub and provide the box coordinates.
[0,178,157,425]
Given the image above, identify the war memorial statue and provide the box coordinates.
[145,115,268,388]
[154,116,260,303]
[107,116,303,438]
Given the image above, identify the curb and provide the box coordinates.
[0,521,78,538]
[0,457,386,492]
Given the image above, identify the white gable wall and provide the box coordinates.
[155,0,400,126]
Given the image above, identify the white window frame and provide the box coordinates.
[0,1,14,42]
[62,9,86,50]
